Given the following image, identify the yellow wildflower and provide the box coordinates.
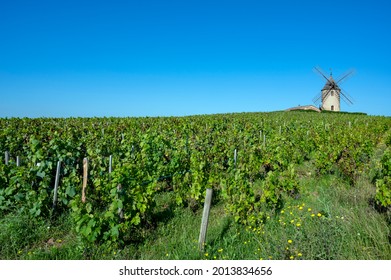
[288,239,293,244]
[317,213,322,217]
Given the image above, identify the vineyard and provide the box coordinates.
[0,111,390,260]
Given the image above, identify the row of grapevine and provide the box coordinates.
[375,131,391,209]
[1,112,390,249]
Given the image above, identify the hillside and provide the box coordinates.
[1,111,390,260]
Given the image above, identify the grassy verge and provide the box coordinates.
[1,158,390,260]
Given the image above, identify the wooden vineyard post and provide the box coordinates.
[234,149,237,167]
[263,134,266,147]
[199,188,213,252]
[82,158,88,203]
[117,184,124,220]
[186,134,189,155]
[109,155,113,174]
[259,130,262,146]
[16,156,20,167]
[5,151,9,165]
[52,161,61,210]
[279,125,282,135]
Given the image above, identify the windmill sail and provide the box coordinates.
[313,66,354,111]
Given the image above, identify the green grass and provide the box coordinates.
[1,157,390,260]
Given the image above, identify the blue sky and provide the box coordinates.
[1,0,390,117]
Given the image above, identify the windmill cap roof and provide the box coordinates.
[322,76,341,90]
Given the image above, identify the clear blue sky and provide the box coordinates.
[1,0,390,117]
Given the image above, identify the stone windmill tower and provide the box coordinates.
[313,66,355,112]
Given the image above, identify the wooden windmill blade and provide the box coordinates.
[312,70,332,105]
[335,69,356,85]
[313,93,322,104]
[340,88,354,105]
[313,66,332,83]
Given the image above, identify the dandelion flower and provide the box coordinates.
[298,253,303,257]
[281,210,285,214]
[288,240,293,244]
[296,223,301,227]
[317,213,322,217]
[205,253,209,257]
[311,214,315,217]
[308,208,312,212]
[299,206,303,210]
[290,256,294,260]
[218,249,223,253]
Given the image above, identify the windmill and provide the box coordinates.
[313,66,355,112]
